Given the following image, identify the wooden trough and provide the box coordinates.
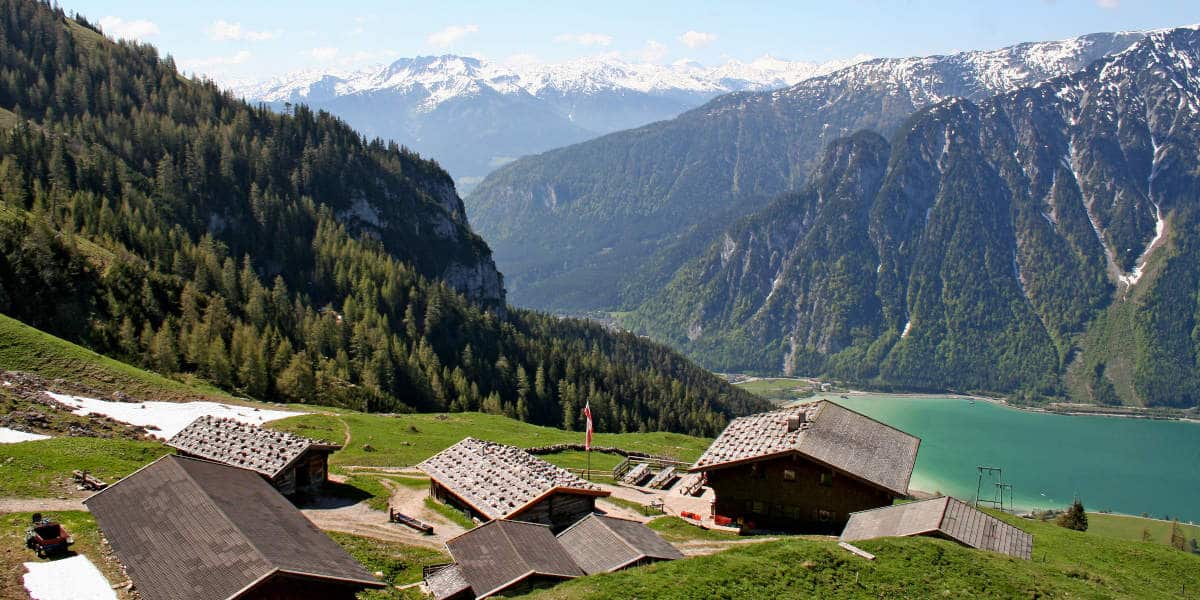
[73,470,107,491]
[389,507,434,535]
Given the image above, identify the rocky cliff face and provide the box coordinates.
[466,31,1146,311]
[630,27,1200,408]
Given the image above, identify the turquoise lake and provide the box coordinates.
[814,395,1200,523]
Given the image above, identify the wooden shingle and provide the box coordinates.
[84,455,383,599]
[840,496,1034,559]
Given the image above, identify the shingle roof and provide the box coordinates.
[425,564,472,600]
[691,401,920,495]
[840,496,1033,559]
[556,514,683,574]
[166,415,339,480]
[418,438,608,520]
[445,520,583,599]
[84,455,383,600]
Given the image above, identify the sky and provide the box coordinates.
[63,0,1199,85]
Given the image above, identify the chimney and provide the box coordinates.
[787,413,803,432]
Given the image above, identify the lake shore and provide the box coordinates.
[729,375,1200,424]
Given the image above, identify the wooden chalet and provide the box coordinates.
[167,415,340,496]
[556,514,684,574]
[425,516,682,599]
[690,400,920,532]
[841,496,1034,559]
[428,520,583,600]
[418,437,609,531]
[83,455,384,600]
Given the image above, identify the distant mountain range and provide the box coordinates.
[627,25,1200,408]
[465,30,1146,310]
[232,54,868,189]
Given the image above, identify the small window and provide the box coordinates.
[752,501,766,514]
[783,469,797,482]
[819,471,833,487]
[817,509,834,522]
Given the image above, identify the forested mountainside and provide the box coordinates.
[236,54,863,192]
[629,27,1200,409]
[0,0,765,436]
[466,31,1144,311]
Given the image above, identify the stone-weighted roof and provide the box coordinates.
[166,415,339,480]
[691,401,920,495]
[840,496,1034,559]
[418,438,608,520]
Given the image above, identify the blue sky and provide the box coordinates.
[66,0,1198,83]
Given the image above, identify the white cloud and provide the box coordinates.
[641,40,668,62]
[180,50,252,71]
[1095,0,1119,7]
[502,53,542,67]
[427,24,479,48]
[99,16,160,41]
[207,20,280,42]
[553,32,614,47]
[678,30,717,48]
[339,49,401,66]
[307,46,340,61]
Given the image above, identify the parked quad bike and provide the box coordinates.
[25,513,73,558]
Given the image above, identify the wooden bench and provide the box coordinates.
[72,470,107,491]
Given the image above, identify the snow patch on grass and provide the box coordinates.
[0,427,50,443]
[23,554,117,600]
[44,393,305,439]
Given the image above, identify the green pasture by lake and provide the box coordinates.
[809,394,1200,523]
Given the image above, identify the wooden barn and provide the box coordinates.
[841,496,1034,559]
[424,516,682,600]
[427,520,583,600]
[556,514,684,574]
[167,415,340,496]
[83,455,384,600]
[690,401,920,532]
[418,437,610,531]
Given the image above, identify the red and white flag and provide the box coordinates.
[583,401,593,451]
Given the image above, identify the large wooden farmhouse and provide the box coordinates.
[167,415,340,496]
[690,400,920,532]
[418,437,610,531]
[84,455,384,600]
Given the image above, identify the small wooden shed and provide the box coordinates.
[691,400,920,532]
[418,437,609,531]
[167,415,341,496]
[841,496,1034,559]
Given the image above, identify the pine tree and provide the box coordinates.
[1170,519,1187,551]
[1056,498,1088,531]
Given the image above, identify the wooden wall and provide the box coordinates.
[514,493,597,532]
[705,454,895,532]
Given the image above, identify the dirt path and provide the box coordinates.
[0,498,87,513]
[675,537,780,557]
[379,478,467,539]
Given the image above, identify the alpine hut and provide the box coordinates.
[840,496,1034,559]
[418,437,609,531]
[83,455,384,600]
[690,400,920,532]
[167,415,340,496]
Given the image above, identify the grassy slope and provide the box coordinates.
[0,437,167,498]
[330,531,449,600]
[0,313,234,402]
[270,411,710,469]
[1088,513,1200,547]
[526,513,1200,599]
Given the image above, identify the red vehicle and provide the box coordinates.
[25,514,73,558]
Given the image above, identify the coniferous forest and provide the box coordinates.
[0,0,766,437]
